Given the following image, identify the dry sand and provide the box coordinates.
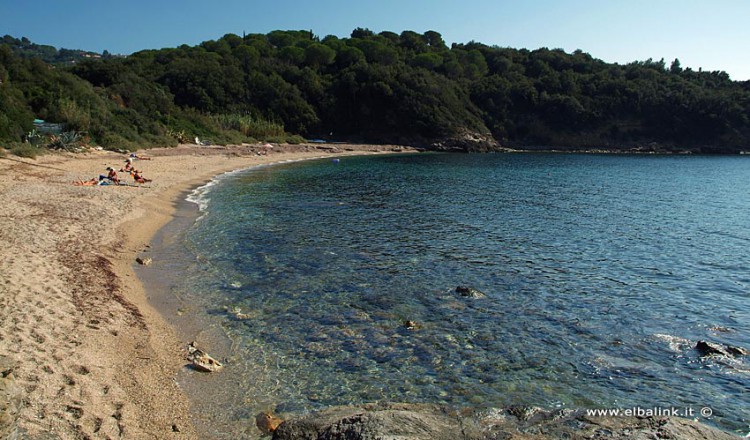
[0,143,414,439]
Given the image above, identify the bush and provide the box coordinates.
[284,134,306,144]
[96,133,141,152]
[7,142,46,158]
[47,131,82,151]
[211,114,286,139]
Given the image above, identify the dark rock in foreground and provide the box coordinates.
[272,403,739,440]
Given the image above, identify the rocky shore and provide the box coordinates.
[271,403,739,440]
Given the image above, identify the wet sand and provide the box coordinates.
[0,142,414,439]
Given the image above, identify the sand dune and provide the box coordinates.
[0,143,411,439]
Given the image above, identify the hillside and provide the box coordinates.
[1,29,750,153]
[1,35,117,66]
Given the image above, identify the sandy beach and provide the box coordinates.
[0,142,414,439]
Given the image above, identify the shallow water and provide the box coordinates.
[145,153,750,438]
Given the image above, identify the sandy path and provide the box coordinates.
[0,143,413,439]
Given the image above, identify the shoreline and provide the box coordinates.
[0,142,414,439]
[1,144,743,439]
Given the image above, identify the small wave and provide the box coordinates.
[185,157,334,214]
[185,164,274,214]
[653,333,693,352]
[186,179,219,213]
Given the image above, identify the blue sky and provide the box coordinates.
[3,0,749,80]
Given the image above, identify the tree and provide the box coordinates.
[412,53,443,70]
[279,46,305,65]
[399,31,426,53]
[233,45,259,71]
[670,58,682,74]
[423,31,446,50]
[351,28,375,39]
[304,43,335,68]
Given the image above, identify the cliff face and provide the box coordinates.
[271,403,740,440]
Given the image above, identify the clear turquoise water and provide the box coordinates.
[160,153,750,436]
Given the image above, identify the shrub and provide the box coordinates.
[47,131,82,151]
[96,133,141,152]
[211,114,286,139]
[7,142,45,158]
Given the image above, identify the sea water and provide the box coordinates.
[145,153,750,438]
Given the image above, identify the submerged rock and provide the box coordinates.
[403,320,420,330]
[708,326,734,333]
[186,342,223,372]
[226,306,252,320]
[455,286,487,299]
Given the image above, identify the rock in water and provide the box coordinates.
[186,342,223,372]
[136,256,152,266]
[696,340,749,358]
[256,412,283,434]
[403,320,419,330]
[455,286,487,298]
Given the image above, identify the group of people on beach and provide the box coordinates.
[73,153,153,186]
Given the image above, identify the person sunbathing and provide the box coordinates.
[120,158,134,172]
[132,169,152,184]
[129,153,151,160]
[106,167,120,184]
[73,177,100,186]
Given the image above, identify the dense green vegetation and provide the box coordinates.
[1,29,750,153]
[1,35,117,65]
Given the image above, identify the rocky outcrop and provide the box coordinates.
[0,356,22,440]
[271,403,739,440]
[430,130,505,153]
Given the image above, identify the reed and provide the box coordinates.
[211,114,286,138]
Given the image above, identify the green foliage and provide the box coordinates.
[304,43,335,68]
[412,52,443,70]
[96,132,142,151]
[211,114,286,138]
[2,30,750,153]
[0,86,35,140]
[2,34,113,65]
[47,131,83,151]
[6,141,45,158]
[279,46,305,65]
